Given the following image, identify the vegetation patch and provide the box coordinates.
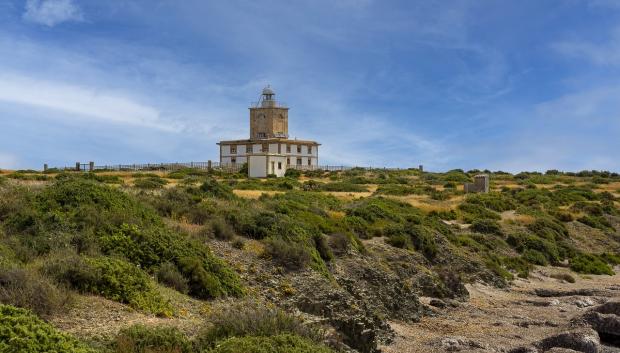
[0,304,96,353]
[115,324,192,353]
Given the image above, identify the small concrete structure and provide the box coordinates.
[464,174,489,193]
[218,86,320,178]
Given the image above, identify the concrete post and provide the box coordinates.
[89,161,94,172]
[75,162,80,172]
[207,160,212,171]
[419,165,424,172]
[43,164,48,172]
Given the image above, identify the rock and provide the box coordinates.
[509,329,600,353]
[580,311,620,337]
[550,299,561,306]
[534,328,600,353]
[546,348,581,353]
[534,289,600,298]
[430,298,447,308]
[575,298,595,308]
[439,336,487,352]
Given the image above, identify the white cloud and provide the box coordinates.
[0,73,180,132]
[23,0,83,27]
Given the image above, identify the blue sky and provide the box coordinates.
[1,0,620,172]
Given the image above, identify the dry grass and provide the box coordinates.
[387,194,464,213]
[323,191,373,200]
[233,190,284,199]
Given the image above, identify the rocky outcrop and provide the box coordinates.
[509,328,600,353]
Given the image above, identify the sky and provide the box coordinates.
[1,0,620,172]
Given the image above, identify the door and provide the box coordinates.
[271,161,275,175]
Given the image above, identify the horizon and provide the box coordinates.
[1,1,620,172]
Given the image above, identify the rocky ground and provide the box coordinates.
[380,266,620,353]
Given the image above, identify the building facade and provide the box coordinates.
[218,87,320,177]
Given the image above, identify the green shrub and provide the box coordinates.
[167,168,209,179]
[320,182,368,192]
[570,254,614,275]
[205,334,334,353]
[502,256,533,278]
[464,193,516,212]
[195,303,323,350]
[313,234,333,262]
[156,262,189,294]
[134,177,168,189]
[549,272,576,283]
[0,304,96,353]
[0,267,71,318]
[200,178,234,199]
[457,203,501,222]
[284,169,302,178]
[115,324,192,353]
[263,238,311,270]
[599,252,620,265]
[527,218,569,240]
[44,256,172,316]
[470,219,503,235]
[385,233,410,249]
[211,219,235,241]
[578,215,615,231]
[522,249,548,266]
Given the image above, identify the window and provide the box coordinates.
[308,158,311,166]
[247,145,253,153]
[278,162,282,170]
[287,158,290,165]
[296,158,302,165]
[296,145,302,153]
[286,144,291,153]
[262,143,268,152]
[258,132,267,139]
[308,145,312,154]
[230,146,237,154]
[231,158,236,164]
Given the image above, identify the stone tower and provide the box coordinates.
[249,86,289,140]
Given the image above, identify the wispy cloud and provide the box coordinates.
[0,73,179,132]
[553,26,620,66]
[23,0,83,27]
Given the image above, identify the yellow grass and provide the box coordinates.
[233,189,284,199]
[323,191,373,200]
[387,194,465,213]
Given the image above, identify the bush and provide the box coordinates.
[156,262,189,294]
[570,254,614,275]
[549,272,576,283]
[522,249,548,266]
[211,219,235,241]
[470,219,503,235]
[134,177,168,189]
[0,304,96,353]
[0,267,71,318]
[313,234,333,262]
[328,233,351,255]
[115,324,192,353]
[200,178,234,199]
[194,303,323,350]
[263,238,311,270]
[44,256,172,316]
[320,182,368,192]
[284,169,302,179]
[205,334,334,353]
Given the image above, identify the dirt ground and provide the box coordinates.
[380,266,620,352]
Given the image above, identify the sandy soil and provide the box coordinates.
[380,267,620,353]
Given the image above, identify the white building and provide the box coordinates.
[217,87,320,178]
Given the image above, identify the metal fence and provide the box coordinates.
[46,161,407,174]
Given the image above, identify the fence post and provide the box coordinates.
[43,164,48,172]
[75,162,80,172]
[208,160,212,171]
[89,161,94,172]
